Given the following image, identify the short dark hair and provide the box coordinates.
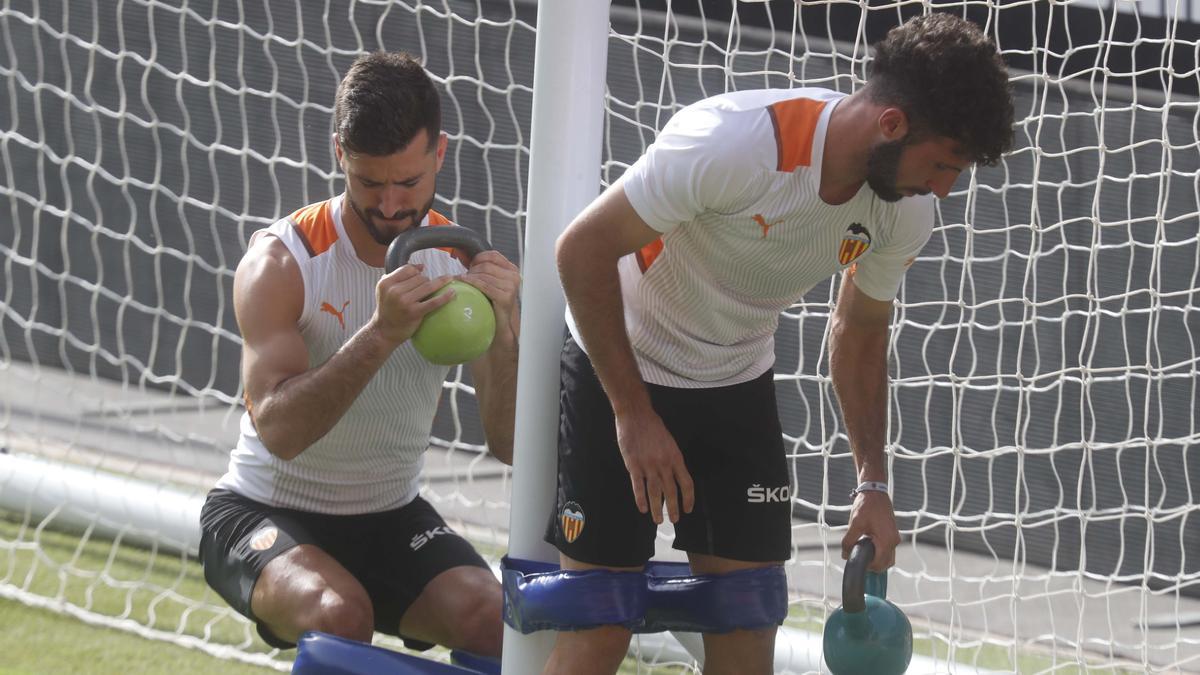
[333,51,441,157]
[867,13,1014,165]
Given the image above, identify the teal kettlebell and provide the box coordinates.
[823,537,913,675]
[385,226,496,366]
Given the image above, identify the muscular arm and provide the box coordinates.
[556,181,695,523]
[830,269,891,482]
[467,252,522,466]
[556,183,657,418]
[469,325,518,465]
[829,268,900,569]
[237,234,453,460]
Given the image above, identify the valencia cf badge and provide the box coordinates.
[839,223,872,265]
[248,526,279,552]
[560,501,585,543]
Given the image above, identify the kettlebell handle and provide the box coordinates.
[842,537,878,614]
[385,226,494,274]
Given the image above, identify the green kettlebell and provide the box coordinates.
[823,537,913,675]
[384,226,496,366]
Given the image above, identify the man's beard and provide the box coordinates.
[347,190,437,246]
[864,137,909,203]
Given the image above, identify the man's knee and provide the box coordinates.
[258,579,374,644]
[303,587,375,643]
[253,546,375,644]
[445,573,504,654]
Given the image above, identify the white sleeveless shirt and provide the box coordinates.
[568,88,935,388]
[215,196,467,514]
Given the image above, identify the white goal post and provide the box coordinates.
[2,0,1199,673]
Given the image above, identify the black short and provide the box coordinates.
[546,336,792,568]
[199,489,489,650]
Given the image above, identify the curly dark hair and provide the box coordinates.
[868,13,1014,165]
[333,51,441,157]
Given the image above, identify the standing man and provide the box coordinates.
[199,52,520,657]
[545,14,1013,675]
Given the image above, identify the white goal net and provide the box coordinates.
[1,0,1197,673]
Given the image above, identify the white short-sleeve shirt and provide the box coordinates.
[567,88,934,388]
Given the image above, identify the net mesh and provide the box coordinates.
[1,0,1198,672]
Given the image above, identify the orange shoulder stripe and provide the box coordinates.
[767,98,827,172]
[289,200,337,257]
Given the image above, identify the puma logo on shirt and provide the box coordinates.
[320,300,351,329]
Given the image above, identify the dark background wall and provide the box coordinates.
[1,0,1196,595]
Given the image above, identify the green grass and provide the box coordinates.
[0,513,1140,674]
[0,599,279,675]
[0,513,287,673]
[0,514,280,655]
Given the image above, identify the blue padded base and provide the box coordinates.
[501,557,646,633]
[292,632,498,675]
[501,557,788,635]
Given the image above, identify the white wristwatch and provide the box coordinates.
[848,480,890,500]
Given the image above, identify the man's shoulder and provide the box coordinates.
[236,228,302,294]
[280,198,340,259]
[235,200,337,293]
[663,88,827,134]
[689,86,841,112]
[654,89,833,172]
